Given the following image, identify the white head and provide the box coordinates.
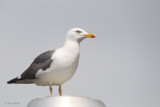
[66,28,96,43]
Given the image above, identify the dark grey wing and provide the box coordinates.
[7,50,55,84]
[21,50,55,79]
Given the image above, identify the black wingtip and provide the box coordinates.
[7,81,12,84]
[7,77,18,84]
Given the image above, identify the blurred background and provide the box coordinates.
[0,0,160,107]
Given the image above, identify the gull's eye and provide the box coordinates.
[76,30,82,34]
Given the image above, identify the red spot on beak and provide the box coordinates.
[91,35,96,38]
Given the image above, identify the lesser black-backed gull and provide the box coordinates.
[7,28,96,96]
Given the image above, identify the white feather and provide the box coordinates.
[34,28,85,86]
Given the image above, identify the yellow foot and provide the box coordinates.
[59,85,62,96]
[49,86,53,96]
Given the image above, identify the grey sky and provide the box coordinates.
[0,0,160,107]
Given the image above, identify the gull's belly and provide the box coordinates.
[47,65,77,85]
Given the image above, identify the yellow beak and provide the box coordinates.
[83,33,96,38]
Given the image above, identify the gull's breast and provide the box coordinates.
[35,48,80,86]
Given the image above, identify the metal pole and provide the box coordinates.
[27,96,106,107]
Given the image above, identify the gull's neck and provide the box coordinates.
[62,38,80,53]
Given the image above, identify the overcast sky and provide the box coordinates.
[0,0,160,107]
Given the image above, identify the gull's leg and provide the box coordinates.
[49,86,53,96]
[59,85,62,96]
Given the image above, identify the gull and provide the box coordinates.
[7,28,96,96]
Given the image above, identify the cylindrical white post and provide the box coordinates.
[27,96,106,107]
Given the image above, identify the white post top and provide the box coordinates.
[27,96,106,107]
